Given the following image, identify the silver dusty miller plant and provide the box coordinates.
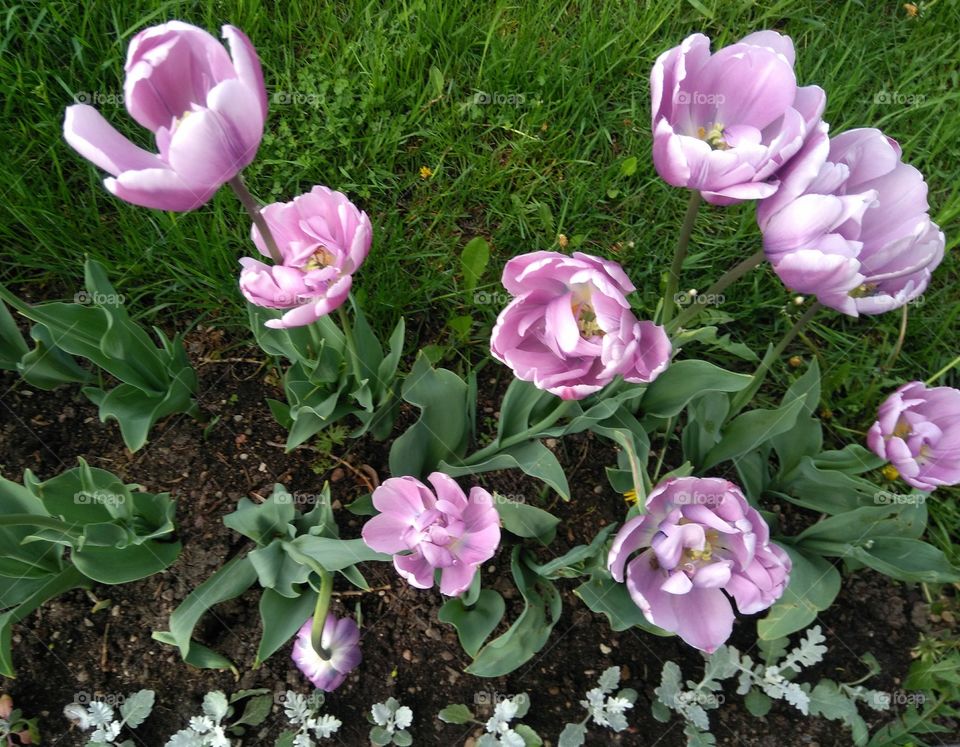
[559,666,636,746]
[654,626,890,746]
[369,697,413,746]
[438,693,541,746]
[278,690,342,746]
[63,690,155,747]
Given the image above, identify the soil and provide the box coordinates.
[0,327,951,746]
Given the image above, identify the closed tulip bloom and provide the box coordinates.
[291,614,362,692]
[63,21,267,210]
[867,381,960,492]
[608,477,790,652]
[361,473,501,596]
[239,185,372,328]
[490,251,671,400]
[651,31,826,205]
[758,128,945,316]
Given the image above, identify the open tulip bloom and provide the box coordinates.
[757,127,944,316]
[361,473,501,596]
[868,381,960,492]
[608,477,790,652]
[63,21,266,210]
[239,185,372,328]
[291,613,362,692]
[490,251,672,400]
[651,31,825,205]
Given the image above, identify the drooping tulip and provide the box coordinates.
[361,473,501,596]
[239,185,372,328]
[490,251,671,400]
[867,381,960,492]
[608,477,790,652]
[651,31,826,205]
[758,128,944,316]
[291,614,362,691]
[63,21,267,210]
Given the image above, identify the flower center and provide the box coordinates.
[303,246,335,271]
[572,302,604,338]
[849,283,878,299]
[893,419,912,439]
[682,529,719,564]
[698,122,728,150]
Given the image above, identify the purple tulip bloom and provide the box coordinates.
[608,477,790,652]
[651,31,826,205]
[361,473,501,596]
[490,251,671,400]
[63,21,267,211]
[239,185,372,328]
[758,128,945,316]
[867,381,960,492]
[291,614,362,692]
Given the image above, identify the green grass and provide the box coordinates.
[2,1,959,535]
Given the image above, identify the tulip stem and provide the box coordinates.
[228,175,283,265]
[728,301,822,418]
[661,190,701,326]
[881,305,909,370]
[462,399,575,466]
[669,249,765,332]
[926,354,960,385]
[336,304,363,385]
[310,568,334,659]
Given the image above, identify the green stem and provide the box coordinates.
[310,568,334,658]
[661,191,701,325]
[462,399,576,466]
[881,305,909,370]
[926,354,960,385]
[729,301,822,417]
[228,175,282,264]
[669,249,765,332]
[336,304,363,384]
[0,514,77,533]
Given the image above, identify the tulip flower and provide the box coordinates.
[867,381,960,491]
[291,613,362,691]
[239,185,372,328]
[361,473,501,596]
[758,128,945,316]
[490,251,671,400]
[608,477,790,652]
[651,31,826,205]
[63,21,267,211]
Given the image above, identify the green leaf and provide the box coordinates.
[235,693,273,727]
[796,502,926,546]
[702,397,806,470]
[0,300,27,369]
[256,589,315,665]
[248,542,310,598]
[528,524,617,578]
[370,725,392,746]
[151,633,236,671]
[497,378,555,441]
[223,487,297,546]
[844,538,960,583]
[438,589,505,657]
[758,546,840,640]
[72,539,181,584]
[681,391,730,468]
[495,501,560,544]
[283,536,390,572]
[461,237,490,294]
[513,724,542,746]
[389,353,469,477]
[17,324,92,389]
[672,325,758,362]
[744,689,772,717]
[575,572,672,635]
[558,723,587,747]
[619,156,638,176]
[441,440,570,500]
[119,690,155,729]
[775,457,881,514]
[640,360,751,418]
[437,704,474,724]
[466,549,562,677]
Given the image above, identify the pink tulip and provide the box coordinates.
[361,473,501,596]
[490,251,671,400]
[608,477,790,652]
[758,128,944,316]
[63,21,267,211]
[651,31,826,205]
[291,614,362,691]
[239,185,372,328]
[867,381,960,491]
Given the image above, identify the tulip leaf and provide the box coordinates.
[0,299,27,369]
[466,548,561,677]
[17,323,93,389]
[72,539,181,584]
[575,572,672,635]
[495,501,560,544]
[461,236,490,293]
[837,538,959,584]
[529,524,617,579]
[441,440,570,500]
[283,536,390,572]
[640,360,751,418]
[438,589,506,657]
[497,378,555,440]
[702,396,806,470]
[256,588,315,665]
[758,546,840,640]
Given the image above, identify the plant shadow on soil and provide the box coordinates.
[0,327,933,746]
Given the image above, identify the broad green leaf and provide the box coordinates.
[758,546,840,640]
[528,524,617,578]
[495,501,560,544]
[0,300,27,369]
[283,536,390,572]
[702,397,806,470]
[248,542,310,597]
[119,690,155,729]
[223,488,297,546]
[497,378,554,441]
[437,704,474,724]
[796,502,926,546]
[461,237,490,293]
[844,538,960,583]
[640,360,751,418]
[441,440,570,500]
[72,540,181,584]
[438,589,505,657]
[558,723,587,747]
[575,572,672,635]
[682,391,730,468]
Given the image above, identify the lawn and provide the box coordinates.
[1,0,959,744]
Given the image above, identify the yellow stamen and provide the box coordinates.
[623,490,638,505]
[699,122,728,150]
[882,465,900,481]
[304,247,335,271]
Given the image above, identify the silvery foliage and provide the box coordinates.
[165,692,234,747]
[63,690,155,747]
[369,697,414,746]
[436,693,540,746]
[280,690,341,746]
[559,666,636,747]
[654,626,890,747]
